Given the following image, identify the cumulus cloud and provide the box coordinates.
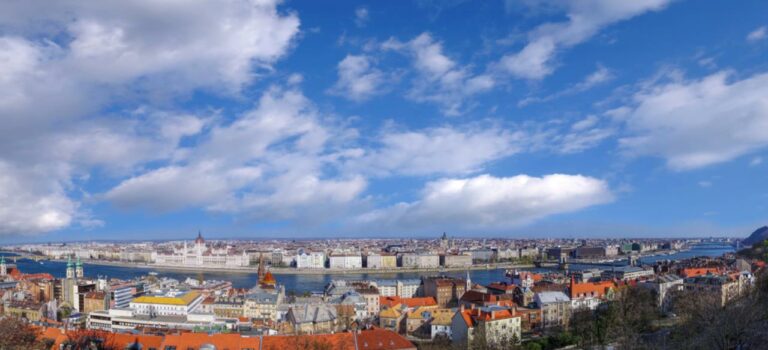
[105,87,366,223]
[620,71,768,170]
[0,0,300,235]
[346,125,523,176]
[747,26,767,42]
[354,173,613,232]
[330,55,386,101]
[383,33,494,115]
[499,0,671,79]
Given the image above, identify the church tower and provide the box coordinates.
[66,256,75,279]
[0,256,6,276]
[257,253,266,281]
[75,256,84,279]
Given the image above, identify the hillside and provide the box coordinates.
[743,226,768,246]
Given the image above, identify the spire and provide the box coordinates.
[76,256,82,267]
[0,256,5,264]
[67,256,73,267]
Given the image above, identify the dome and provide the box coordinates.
[262,271,276,285]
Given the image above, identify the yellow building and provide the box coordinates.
[130,290,203,317]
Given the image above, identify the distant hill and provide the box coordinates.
[743,226,768,246]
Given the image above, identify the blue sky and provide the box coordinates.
[0,0,767,243]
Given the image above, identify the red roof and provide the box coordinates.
[38,327,415,350]
[569,277,615,299]
[681,267,720,278]
[380,296,437,308]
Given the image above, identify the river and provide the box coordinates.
[0,244,734,294]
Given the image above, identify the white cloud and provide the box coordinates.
[519,65,614,106]
[347,125,523,176]
[750,156,763,167]
[0,0,299,91]
[384,33,494,115]
[747,26,767,42]
[0,161,76,235]
[499,0,671,79]
[698,180,712,188]
[355,7,369,27]
[355,173,613,232]
[0,0,301,235]
[330,55,386,101]
[620,70,768,170]
[105,87,366,223]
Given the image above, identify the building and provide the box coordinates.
[423,277,467,307]
[451,305,522,349]
[468,249,495,263]
[83,291,107,314]
[600,266,655,281]
[430,308,454,340]
[87,308,220,332]
[405,306,438,336]
[108,283,136,309]
[375,280,398,297]
[286,304,338,334]
[640,274,684,313]
[398,280,422,298]
[401,254,440,269]
[568,277,615,310]
[296,250,325,269]
[329,255,363,269]
[442,254,472,267]
[379,306,404,333]
[3,300,45,321]
[151,232,249,267]
[534,291,571,329]
[683,274,741,306]
[129,289,203,317]
[367,254,397,269]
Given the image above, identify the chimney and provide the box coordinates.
[491,311,496,320]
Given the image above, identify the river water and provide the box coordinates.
[1,244,734,294]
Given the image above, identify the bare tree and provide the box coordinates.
[0,317,49,350]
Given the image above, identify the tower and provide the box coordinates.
[75,256,84,279]
[440,232,448,249]
[66,256,75,279]
[465,270,471,291]
[257,253,266,282]
[0,256,6,276]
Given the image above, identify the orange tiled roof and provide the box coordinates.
[682,267,720,278]
[38,327,416,350]
[401,297,437,308]
[569,278,615,299]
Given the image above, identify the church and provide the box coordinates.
[151,232,249,267]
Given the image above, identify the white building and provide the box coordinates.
[401,253,440,268]
[329,255,363,269]
[129,290,204,317]
[151,232,249,268]
[398,279,422,298]
[296,250,325,269]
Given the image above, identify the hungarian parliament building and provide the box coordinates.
[150,232,250,267]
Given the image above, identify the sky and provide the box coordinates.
[0,0,767,243]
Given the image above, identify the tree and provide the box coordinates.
[0,317,49,350]
[667,271,768,350]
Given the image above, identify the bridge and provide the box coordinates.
[0,251,49,262]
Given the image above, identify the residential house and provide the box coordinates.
[534,291,571,329]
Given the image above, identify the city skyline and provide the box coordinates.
[1,0,767,243]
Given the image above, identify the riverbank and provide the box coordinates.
[51,258,539,275]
